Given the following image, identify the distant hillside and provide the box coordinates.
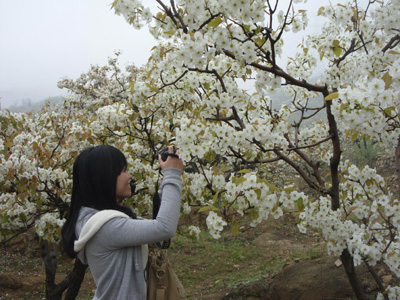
[4,96,65,113]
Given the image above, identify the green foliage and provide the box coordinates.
[348,138,380,168]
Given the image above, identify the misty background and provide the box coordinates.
[0,0,157,110]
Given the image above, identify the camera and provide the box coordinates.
[158,146,179,161]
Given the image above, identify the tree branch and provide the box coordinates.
[382,34,400,53]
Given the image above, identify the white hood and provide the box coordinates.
[74,210,129,252]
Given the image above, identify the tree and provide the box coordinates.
[0,55,184,298]
[0,104,89,299]
[109,0,400,299]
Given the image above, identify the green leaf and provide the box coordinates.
[317,6,325,16]
[111,0,118,9]
[324,92,339,101]
[260,178,280,192]
[384,106,395,116]
[232,220,239,236]
[2,215,9,224]
[20,212,27,222]
[19,177,28,191]
[255,37,265,47]
[208,17,222,29]
[333,47,342,57]
[295,198,304,211]
[340,103,349,115]
[212,190,220,203]
[382,72,393,90]
[351,132,358,142]
[333,40,340,47]
[164,30,175,35]
[235,177,246,185]
[252,210,259,221]
[134,173,143,180]
[146,83,160,92]
[198,206,210,213]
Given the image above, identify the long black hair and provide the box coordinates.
[62,145,136,258]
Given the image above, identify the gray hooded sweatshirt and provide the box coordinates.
[74,168,183,300]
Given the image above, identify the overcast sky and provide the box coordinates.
[0,0,157,108]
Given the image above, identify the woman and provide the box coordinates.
[62,145,185,299]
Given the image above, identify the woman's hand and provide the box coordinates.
[158,146,185,172]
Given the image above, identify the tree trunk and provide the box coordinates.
[340,249,369,300]
[41,240,87,300]
[395,136,400,200]
[41,241,63,300]
[64,259,87,300]
[325,100,368,300]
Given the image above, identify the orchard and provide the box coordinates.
[1,0,400,299]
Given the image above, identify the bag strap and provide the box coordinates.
[146,247,167,298]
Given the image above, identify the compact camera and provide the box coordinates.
[158,146,179,161]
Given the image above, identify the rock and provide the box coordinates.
[195,292,229,299]
[253,232,306,251]
[265,256,357,300]
[223,280,270,300]
[334,259,342,267]
[0,274,23,290]
[382,275,393,286]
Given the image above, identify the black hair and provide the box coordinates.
[62,145,136,258]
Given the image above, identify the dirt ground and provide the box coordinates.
[1,213,398,300]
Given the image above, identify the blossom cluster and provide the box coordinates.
[113,0,152,29]
[206,211,227,239]
[299,161,400,279]
[35,213,66,243]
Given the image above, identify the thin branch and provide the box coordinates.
[187,67,228,92]
[223,49,328,94]
[159,70,189,90]
[284,133,328,187]
[170,0,188,33]
[156,0,178,28]
[274,149,330,195]
[382,34,400,53]
[198,12,223,31]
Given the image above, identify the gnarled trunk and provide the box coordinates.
[395,136,400,201]
[340,249,368,300]
[326,100,369,300]
[41,240,87,300]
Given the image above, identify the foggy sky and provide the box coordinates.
[0,0,156,108]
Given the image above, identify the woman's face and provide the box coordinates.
[116,168,132,200]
